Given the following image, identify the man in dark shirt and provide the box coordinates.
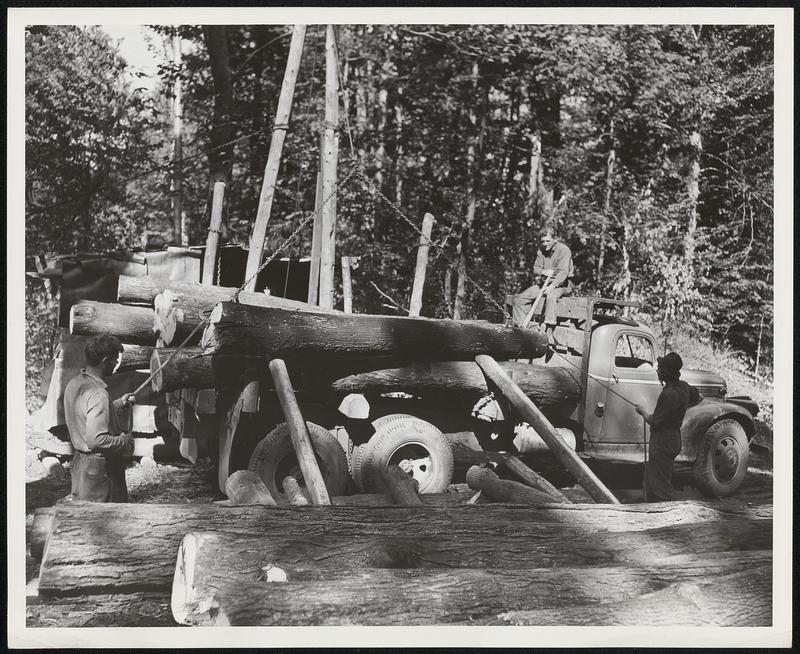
[512,226,574,342]
[635,352,701,501]
[64,334,136,502]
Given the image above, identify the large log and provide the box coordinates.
[149,347,263,393]
[201,301,549,360]
[171,534,771,625]
[488,566,771,626]
[27,591,175,628]
[38,501,771,597]
[118,344,154,371]
[117,274,333,313]
[70,300,197,347]
[466,465,561,504]
[332,360,580,407]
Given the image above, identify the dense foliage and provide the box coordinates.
[25,24,774,373]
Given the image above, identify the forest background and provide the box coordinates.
[24,23,775,425]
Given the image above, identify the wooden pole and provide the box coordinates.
[202,181,225,285]
[243,25,307,291]
[268,359,331,505]
[466,465,561,504]
[306,140,324,305]
[318,25,340,310]
[341,256,352,313]
[503,455,571,502]
[475,354,619,504]
[408,212,434,317]
[172,34,183,246]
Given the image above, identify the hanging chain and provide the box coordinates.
[352,167,511,321]
[231,162,361,302]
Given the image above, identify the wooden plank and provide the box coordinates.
[476,354,619,504]
[268,359,331,505]
[408,212,434,317]
[202,181,225,285]
[243,25,307,291]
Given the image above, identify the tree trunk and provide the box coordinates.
[331,360,580,407]
[488,565,771,626]
[171,34,184,245]
[38,501,771,597]
[172,532,770,625]
[202,26,236,230]
[597,126,616,282]
[201,301,548,361]
[685,130,702,267]
[117,275,335,313]
[70,301,160,346]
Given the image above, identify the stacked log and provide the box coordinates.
[32,500,772,627]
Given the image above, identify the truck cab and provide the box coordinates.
[529,296,758,497]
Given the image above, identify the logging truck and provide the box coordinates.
[232,295,758,501]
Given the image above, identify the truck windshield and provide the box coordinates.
[614,334,655,369]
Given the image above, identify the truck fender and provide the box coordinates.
[680,400,756,461]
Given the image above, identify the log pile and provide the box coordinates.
[30,499,772,627]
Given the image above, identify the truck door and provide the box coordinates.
[596,331,661,448]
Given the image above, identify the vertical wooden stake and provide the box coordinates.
[268,359,331,505]
[172,34,184,246]
[203,181,225,286]
[341,256,353,313]
[408,212,434,317]
[307,157,324,304]
[244,25,307,291]
[318,25,340,310]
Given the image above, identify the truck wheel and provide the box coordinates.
[693,419,749,498]
[248,422,349,499]
[357,414,454,494]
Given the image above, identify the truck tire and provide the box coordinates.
[357,414,454,494]
[693,419,749,498]
[248,422,349,499]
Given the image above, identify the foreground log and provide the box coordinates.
[466,465,561,504]
[477,355,618,504]
[70,300,198,346]
[202,302,549,360]
[27,592,175,628]
[332,360,580,407]
[38,501,771,596]
[117,274,333,313]
[171,535,771,625]
[489,565,771,627]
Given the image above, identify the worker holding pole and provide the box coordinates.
[63,335,136,503]
[512,225,574,343]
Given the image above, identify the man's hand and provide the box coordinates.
[634,404,645,416]
[121,393,137,406]
[542,285,555,297]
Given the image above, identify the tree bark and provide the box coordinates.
[149,347,262,393]
[466,465,560,504]
[171,533,771,625]
[488,565,771,626]
[202,26,236,230]
[27,591,175,627]
[597,126,616,282]
[38,501,771,597]
[381,465,423,505]
[201,302,548,361]
[408,212,435,317]
[331,360,579,407]
[119,344,155,371]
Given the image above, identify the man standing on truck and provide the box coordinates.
[634,352,701,502]
[64,334,136,502]
[512,225,574,343]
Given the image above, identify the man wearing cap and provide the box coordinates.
[634,352,701,502]
[64,334,136,502]
[512,225,574,343]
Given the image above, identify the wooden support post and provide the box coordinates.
[382,465,423,505]
[268,359,331,505]
[341,256,353,313]
[307,143,324,305]
[408,212,434,317]
[475,354,619,504]
[318,25,340,310]
[503,455,571,502]
[202,181,225,285]
[243,25,307,291]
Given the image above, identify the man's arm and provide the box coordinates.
[635,387,679,426]
[532,249,545,277]
[85,393,134,456]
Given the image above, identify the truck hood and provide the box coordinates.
[681,368,726,400]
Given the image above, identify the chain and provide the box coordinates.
[352,166,511,321]
[231,163,361,302]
